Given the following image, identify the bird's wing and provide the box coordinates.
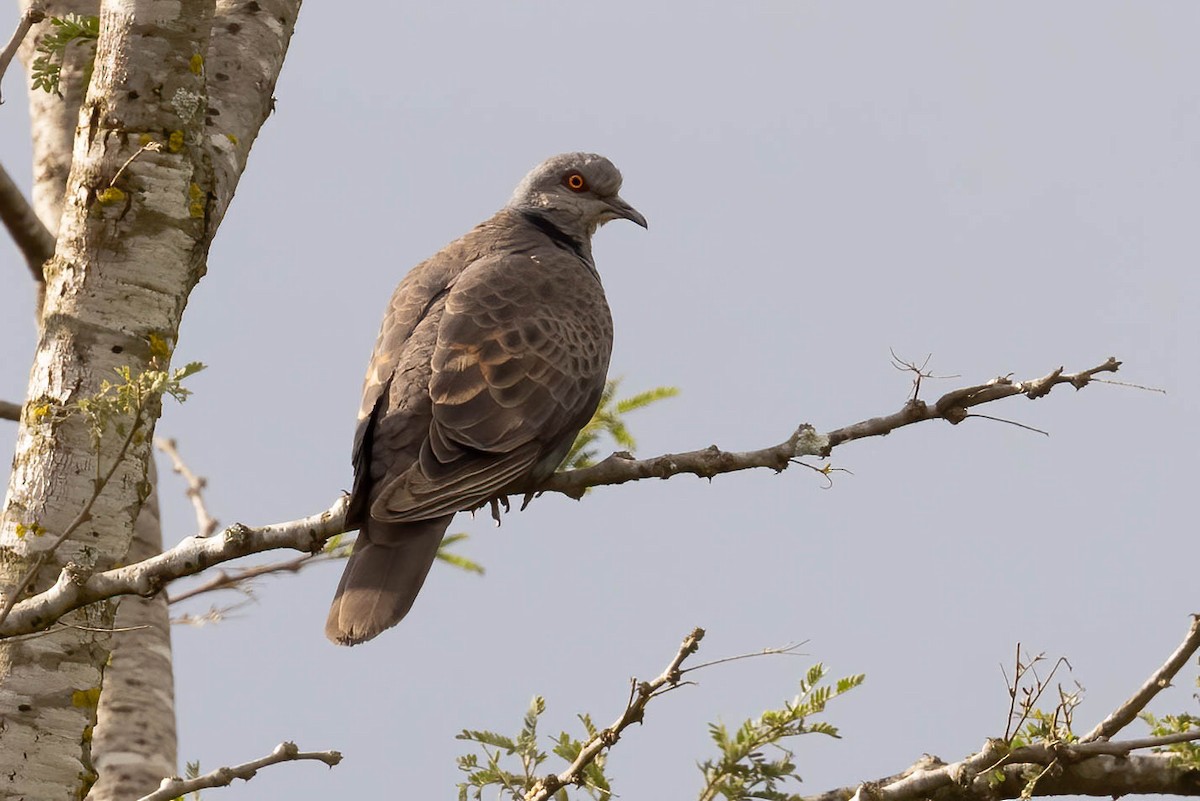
[348,248,467,525]
[371,251,612,522]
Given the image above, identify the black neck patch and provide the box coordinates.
[520,211,588,264]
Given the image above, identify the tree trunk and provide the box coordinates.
[0,1,215,797]
[15,4,181,797]
[0,0,301,795]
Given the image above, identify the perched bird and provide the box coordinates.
[326,153,646,645]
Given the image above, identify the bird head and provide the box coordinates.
[507,153,648,238]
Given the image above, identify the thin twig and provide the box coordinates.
[964,413,1049,436]
[1091,377,1166,393]
[109,141,164,188]
[171,598,254,627]
[523,628,705,801]
[682,641,807,675]
[155,436,218,537]
[167,552,330,605]
[0,2,45,105]
[136,741,341,801]
[1081,614,1200,742]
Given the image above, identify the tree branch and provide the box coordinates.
[813,751,1200,801]
[524,627,705,801]
[0,2,44,105]
[809,616,1200,801]
[167,551,328,605]
[838,735,1200,801]
[0,497,347,638]
[539,357,1121,498]
[135,741,341,801]
[0,357,1123,639]
[1081,614,1200,742]
[0,399,20,421]
[0,161,55,285]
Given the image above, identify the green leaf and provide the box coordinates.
[31,14,100,96]
[435,532,485,574]
[698,665,863,800]
[456,729,518,752]
[563,378,679,472]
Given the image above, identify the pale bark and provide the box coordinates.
[88,462,178,800]
[13,4,180,798]
[14,5,179,797]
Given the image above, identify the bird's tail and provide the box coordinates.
[325,515,453,646]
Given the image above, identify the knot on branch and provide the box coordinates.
[942,406,968,424]
[854,781,884,801]
[63,561,91,586]
[1023,367,1065,399]
[224,522,251,547]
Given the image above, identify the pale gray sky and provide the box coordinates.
[2,3,1198,798]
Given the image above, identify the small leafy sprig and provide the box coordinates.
[563,378,679,471]
[31,13,99,96]
[457,696,613,801]
[1141,709,1200,770]
[1002,647,1082,749]
[698,664,864,801]
[75,360,205,449]
[456,660,863,801]
[0,348,204,629]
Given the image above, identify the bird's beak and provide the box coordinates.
[605,195,648,229]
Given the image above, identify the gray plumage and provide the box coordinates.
[326,153,646,646]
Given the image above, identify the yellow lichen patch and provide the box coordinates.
[15,522,47,539]
[189,182,206,218]
[148,332,172,361]
[29,403,52,423]
[96,186,125,206]
[189,53,204,75]
[72,686,101,709]
[168,130,185,153]
[225,133,239,145]
[139,133,155,147]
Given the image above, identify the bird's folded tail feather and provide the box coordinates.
[325,516,452,646]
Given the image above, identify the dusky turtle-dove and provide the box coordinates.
[326,153,646,645]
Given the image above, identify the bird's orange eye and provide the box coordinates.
[565,172,587,192]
